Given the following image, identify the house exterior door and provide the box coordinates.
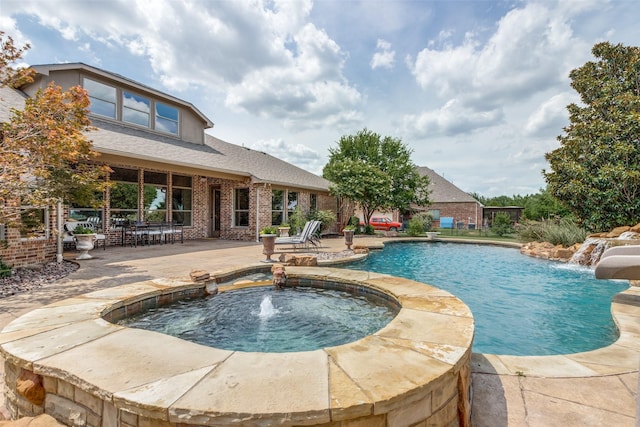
[209,186,221,237]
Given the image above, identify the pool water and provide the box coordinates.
[346,242,628,356]
[119,286,398,352]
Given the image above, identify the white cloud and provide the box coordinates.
[370,39,395,69]
[249,138,325,175]
[403,98,503,137]
[3,0,637,197]
[524,92,575,137]
[3,0,361,131]
[407,1,594,137]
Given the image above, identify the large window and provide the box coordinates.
[156,102,179,135]
[287,191,298,220]
[84,78,180,136]
[272,190,298,225]
[70,192,104,230]
[172,174,192,226]
[234,188,250,227]
[84,78,116,119]
[19,207,49,239]
[143,171,167,221]
[110,167,139,225]
[271,189,284,225]
[123,91,151,127]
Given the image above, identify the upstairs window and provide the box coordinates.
[155,102,179,135]
[123,91,150,127]
[84,78,116,119]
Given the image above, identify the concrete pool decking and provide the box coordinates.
[0,237,638,426]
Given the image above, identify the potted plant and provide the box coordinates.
[72,226,96,260]
[343,225,356,250]
[278,222,290,237]
[260,226,279,262]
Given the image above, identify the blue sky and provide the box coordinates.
[2,0,638,196]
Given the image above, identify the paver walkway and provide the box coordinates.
[0,237,637,426]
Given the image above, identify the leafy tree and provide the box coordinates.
[491,212,513,237]
[0,33,110,226]
[522,188,571,221]
[0,31,34,88]
[544,42,640,231]
[323,128,431,226]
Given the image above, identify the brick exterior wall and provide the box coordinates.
[1,163,336,268]
[428,202,482,229]
[0,207,58,268]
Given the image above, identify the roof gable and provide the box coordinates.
[417,166,480,204]
[28,63,214,129]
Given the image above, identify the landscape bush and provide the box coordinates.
[406,212,434,236]
[516,217,587,246]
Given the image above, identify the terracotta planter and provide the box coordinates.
[344,229,355,250]
[260,234,277,262]
[74,233,96,260]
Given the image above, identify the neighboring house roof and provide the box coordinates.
[417,166,481,204]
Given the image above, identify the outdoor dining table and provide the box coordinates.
[117,221,183,247]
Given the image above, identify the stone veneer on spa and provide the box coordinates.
[0,267,474,426]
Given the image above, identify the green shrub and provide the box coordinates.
[309,209,336,234]
[516,217,587,246]
[260,225,278,235]
[413,212,434,232]
[72,226,94,234]
[406,216,426,236]
[491,212,513,237]
[288,206,307,235]
[348,216,362,234]
[0,258,11,278]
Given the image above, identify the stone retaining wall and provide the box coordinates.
[1,268,474,426]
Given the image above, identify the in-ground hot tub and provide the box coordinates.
[0,266,474,426]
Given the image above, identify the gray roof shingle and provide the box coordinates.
[1,85,330,192]
[417,166,480,204]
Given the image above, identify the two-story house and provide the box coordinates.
[0,63,335,267]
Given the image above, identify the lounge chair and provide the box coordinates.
[274,220,320,251]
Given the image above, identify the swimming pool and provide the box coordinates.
[346,242,628,356]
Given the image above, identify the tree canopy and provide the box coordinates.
[322,128,430,224]
[471,188,571,221]
[0,32,109,226]
[544,42,640,232]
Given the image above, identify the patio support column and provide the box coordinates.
[56,200,63,263]
[256,185,260,242]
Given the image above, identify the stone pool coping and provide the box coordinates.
[0,267,474,426]
[364,237,640,378]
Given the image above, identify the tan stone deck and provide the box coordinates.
[0,236,638,425]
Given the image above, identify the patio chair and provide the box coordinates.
[274,220,320,251]
[125,221,150,247]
